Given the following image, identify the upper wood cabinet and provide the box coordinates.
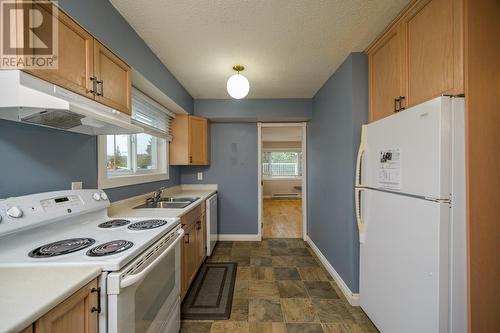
[93,40,132,114]
[34,279,98,333]
[366,0,463,121]
[24,6,95,99]
[402,0,463,106]
[368,23,405,121]
[170,115,209,165]
[22,4,132,115]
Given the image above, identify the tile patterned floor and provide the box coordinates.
[181,239,379,333]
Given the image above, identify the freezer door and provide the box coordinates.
[359,189,449,333]
[363,96,457,199]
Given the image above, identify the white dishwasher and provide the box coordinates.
[206,193,218,256]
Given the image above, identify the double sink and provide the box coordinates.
[133,197,200,209]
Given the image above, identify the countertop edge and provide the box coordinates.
[108,185,218,219]
[1,266,101,333]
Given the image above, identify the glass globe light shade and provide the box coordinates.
[226,73,250,99]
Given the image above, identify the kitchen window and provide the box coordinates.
[262,150,302,179]
[98,88,174,189]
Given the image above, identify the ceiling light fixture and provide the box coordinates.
[227,65,250,99]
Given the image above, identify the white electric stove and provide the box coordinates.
[0,189,183,333]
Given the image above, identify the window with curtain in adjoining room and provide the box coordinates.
[262,150,302,178]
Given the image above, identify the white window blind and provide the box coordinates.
[131,88,174,141]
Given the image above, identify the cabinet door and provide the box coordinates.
[35,279,98,333]
[195,214,206,265]
[93,40,132,114]
[24,5,94,99]
[368,24,405,121]
[189,116,208,165]
[181,223,198,297]
[402,0,463,107]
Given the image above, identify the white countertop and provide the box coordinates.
[0,266,101,333]
[108,184,217,219]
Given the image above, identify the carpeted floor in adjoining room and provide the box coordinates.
[180,239,378,333]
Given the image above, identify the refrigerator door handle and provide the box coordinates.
[355,188,366,243]
[355,125,367,187]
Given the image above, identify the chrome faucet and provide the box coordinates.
[151,187,166,203]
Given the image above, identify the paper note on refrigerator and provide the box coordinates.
[378,149,401,190]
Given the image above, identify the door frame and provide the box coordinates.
[257,122,307,240]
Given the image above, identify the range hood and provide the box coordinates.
[0,71,143,135]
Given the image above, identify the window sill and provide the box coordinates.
[99,172,169,189]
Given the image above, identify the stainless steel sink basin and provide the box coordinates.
[159,197,200,203]
[133,197,200,209]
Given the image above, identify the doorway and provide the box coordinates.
[257,123,307,240]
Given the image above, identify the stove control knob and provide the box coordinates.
[92,192,101,201]
[100,192,108,201]
[7,206,23,218]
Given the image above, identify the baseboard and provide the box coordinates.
[305,235,360,306]
[218,234,261,241]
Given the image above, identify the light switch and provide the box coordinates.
[197,172,203,181]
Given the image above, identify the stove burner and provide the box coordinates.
[29,238,95,258]
[128,219,169,230]
[86,240,133,257]
[98,219,131,228]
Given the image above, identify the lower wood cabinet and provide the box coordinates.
[181,203,207,298]
[21,279,99,333]
[34,279,98,333]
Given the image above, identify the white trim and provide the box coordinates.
[97,135,169,189]
[301,124,307,241]
[305,235,360,306]
[259,122,306,128]
[258,122,308,240]
[218,234,261,241]
[257,123,263,241]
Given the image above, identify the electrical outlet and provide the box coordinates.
[71,182,83,190]
[197,172,203,181]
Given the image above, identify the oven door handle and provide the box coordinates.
[120,228,184,289]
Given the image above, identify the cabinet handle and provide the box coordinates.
[90,77,97,94]
[189,156,193,164]
[184,233,190,244]
[196,221,201,230]
[91,287,101,314]
[399,96,405,110]
[394,98,400,112]
[96,80,104,96]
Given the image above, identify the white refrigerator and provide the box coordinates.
[355,96,467,333]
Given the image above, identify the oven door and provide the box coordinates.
[107,227,184,333]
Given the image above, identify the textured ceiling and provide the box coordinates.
[110,0,411,99]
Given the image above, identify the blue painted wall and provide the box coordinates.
[181,123,258,235]
[0,120,180,201]
[307,52,368,293]
[57,0,193,114]
[0,120,97,198]
[194,99,312,122]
